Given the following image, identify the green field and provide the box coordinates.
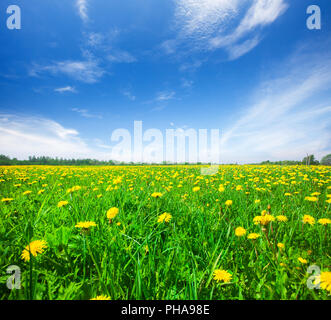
[0,165,330,300]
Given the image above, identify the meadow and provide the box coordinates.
[0,165,330,300]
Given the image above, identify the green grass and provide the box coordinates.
[0,164,330,300]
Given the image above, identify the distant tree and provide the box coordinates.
[320,154,331,166]
[302,154,319,165]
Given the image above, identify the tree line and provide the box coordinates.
[0,154,330,166]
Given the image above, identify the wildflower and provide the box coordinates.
[284,193,292,196]
[235,227,246,237]
[253,214,275,226]
[218,185,225,192]
[304,196,318,202]
[21,240,47,262]
[151,192,162,198]
[276,215,288,222]
[247,233,260,240]
[298,257,308,264]
[318,218,331,225]
[57,200,69,208]
[225,200,233,206]
[254,199,260,204]
[157,212,172,223]
[107,207,119,221]
[67,186,81,193]
[310,192,320,196]
[75,221,97,230]
[90,295,111,300]
[213,269,232,283]
[1,198,13,203]
[327,198,331,204]
[23,191,32,195]
[192,186,200,192]
[314,271,331,294]
[277,243,285,250]
[302,215,315,226]
[38,189,45,195]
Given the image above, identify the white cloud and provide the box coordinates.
[122,90,136,101]
[219,49,331,163]
[30,59,105,83]
[107,50,137,63]
[54,86,77,93]
[155,91,176,101]
[171,0,288,60]
[76,0,88,22]
[71,108,103,119]
[0,114,105,160]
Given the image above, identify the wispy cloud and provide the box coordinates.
[76,0,88,22]
[54,86,77,93]
[107,50,137,63]
[168,0,288,60]
[220,48,331,163]
[155,91,176,102]
[0,114,96,160]
[122,90,136,101]
[71,108,103,119]
[29,59,105,83]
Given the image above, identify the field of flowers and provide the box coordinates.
[0,165,330,300]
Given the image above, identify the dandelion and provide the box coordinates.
[218,185,225,192]
[253,214,275,226]
[302,215,315,226]
[235,227,246,237]
[21,240,47,262]
[314,271,331,294]
[157,212,172,223]
[1,198,13,203]
[318,218,331,225]
[90,295,111,300]
[254,199,260,204]
[192,186,200,192]
[75,221,97,230]
[276,215,288,222]
[304,196,318,202]
[151,192,162,198]
[23,191,32,195]
[107,207,119,221]
[298,257,308,264]
[57,200,69,208]
[247,233,260,240]
[277,243,285,250]
[213,269,232,283]
[225,200,233,206]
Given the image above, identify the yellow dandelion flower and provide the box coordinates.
[247,233,260,240]
[151,192,162,198]
[253,214,275,226]
[57,200,69,208]
[318,218,331,225]
[235,227,246,237]
[298,257,308,264]
[90,295,111,300]
[157,212,172,223]
[23,190,32,195]
[107,207,119,220]
[192,186,200,192]
[1,198,13,203]
[304,196,318,202]
[218,185,225,192]
[21,240,47,262]
[314,271,331,293]
[225,200,233,206]
[75,221,97,229]
[254,199,261,204]
[213,269,232,283]
[276,215,288,222]
[302,215,315,225]
[277,243,285,250]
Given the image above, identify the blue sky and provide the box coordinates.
[0,0,330,163]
